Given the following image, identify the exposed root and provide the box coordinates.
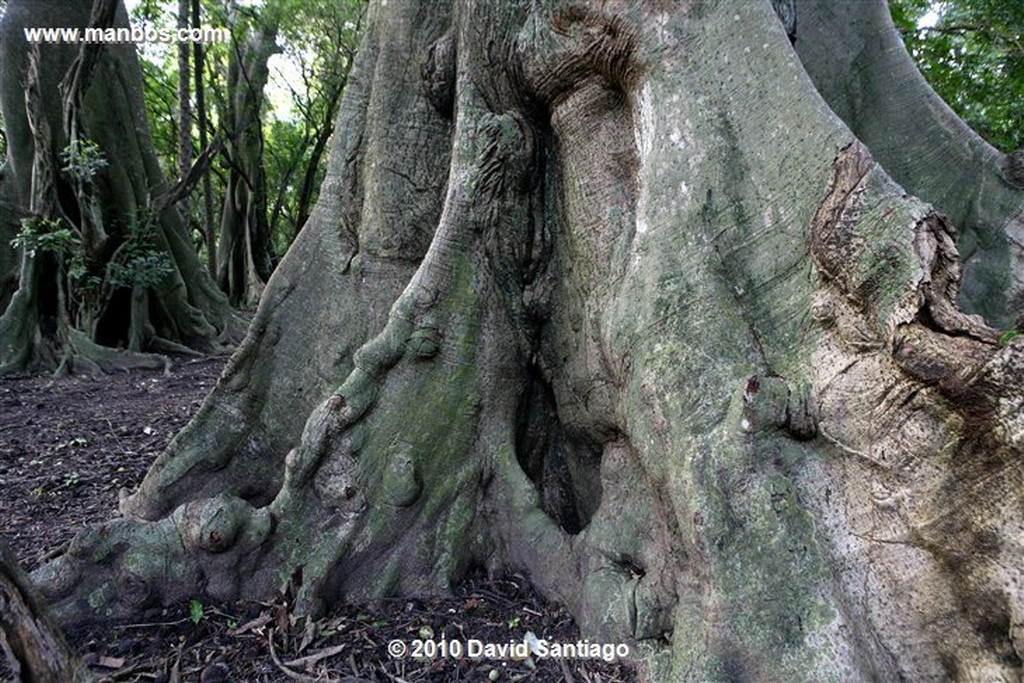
[56,328,170,378]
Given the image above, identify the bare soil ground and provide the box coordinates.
[0,358,638,682]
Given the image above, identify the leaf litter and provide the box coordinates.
[0,358,640,682]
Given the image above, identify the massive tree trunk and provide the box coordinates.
[32,0,1024,680]
[0,160,19,311]
[0,0,242,375]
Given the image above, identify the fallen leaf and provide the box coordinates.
[96,655,125,669]
[231,611,272,635]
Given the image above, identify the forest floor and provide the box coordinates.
[0,357,639,683]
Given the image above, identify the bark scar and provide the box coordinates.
[809,140,874,304]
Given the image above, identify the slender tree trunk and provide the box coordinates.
[31,1,1024,681]
[193,0,216,280]
[216,21,278,308]
[293,79,345,236]
[176,0,192,222]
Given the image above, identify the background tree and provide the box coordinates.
[193,0,216,278]
[265,0,362,253]
[890,0,1023,154]
[0,107,16,310]
[0,0,242,374]
[176,0,192,218]
[213,0,364,305]
[132,0,364,305]
[214,3,278,307]
[26,1,1024,681]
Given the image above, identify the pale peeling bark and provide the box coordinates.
[34,1,1024,681]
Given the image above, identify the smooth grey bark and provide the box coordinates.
[795,0,1024,327]
[31,1,1024,681]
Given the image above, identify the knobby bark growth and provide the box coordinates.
[29,1,1024,681]
[0,0,241,375]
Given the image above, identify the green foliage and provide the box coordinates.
[12,209,171,291]
[132,0,364,262]
[55,436,88,450]
[999,329,1021,345]
[109,221,174,289]
[11,217,77,258]
[890,0,1024,152]
[60,139,109,181]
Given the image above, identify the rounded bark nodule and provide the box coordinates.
[22,1,1024,682]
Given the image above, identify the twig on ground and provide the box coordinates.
[268,625,337,683]
[559,658,576,683]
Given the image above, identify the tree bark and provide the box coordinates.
[0,0,243,374]
[216,19,278,308]
[32,1,1024,681]
[795,0,1024,327]
[0,162,19,312]
[0,539,90,683]
[176,0,192,221]
[193,0,216,280]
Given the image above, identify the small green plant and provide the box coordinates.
[109,219,173,289]
[506,615,521,629]
[55,436,88,451]
[188,598,204,624]
[108,251,174,288]
[11,217,77,258]
[60,138,108,181]
[998,330,1021,346]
